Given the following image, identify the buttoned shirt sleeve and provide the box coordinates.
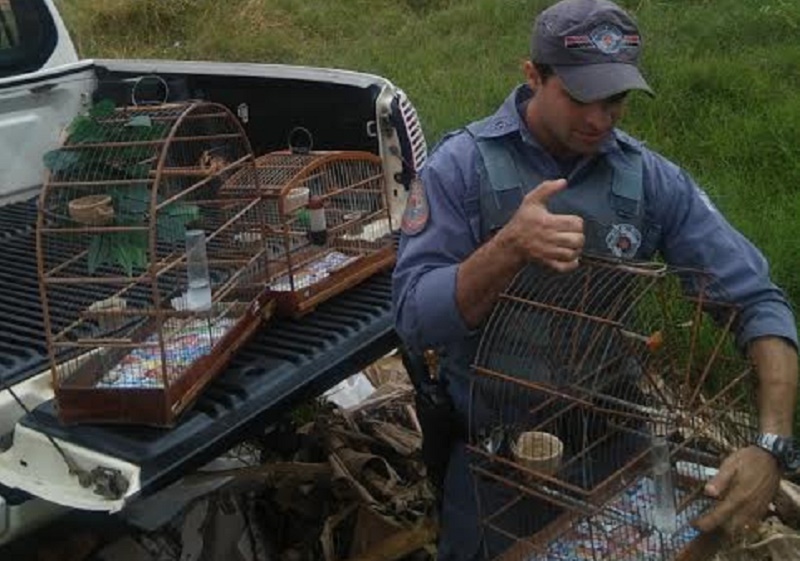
[392,131,483,352]
[644,150,798,350]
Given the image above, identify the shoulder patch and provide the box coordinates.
[401,177,429,236]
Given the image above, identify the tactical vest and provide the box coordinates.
[467,120,646,255]
[438,124,650,422]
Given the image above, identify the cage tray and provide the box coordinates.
[501,474,718,561]
[55,293,272,427]
[268,250,361,292]
[266,244,395,317]
[95,315,237,389]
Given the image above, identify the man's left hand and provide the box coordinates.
[693,446,781,534]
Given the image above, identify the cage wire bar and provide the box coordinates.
[37,101,273,426]
[223,150,396,317]
[467,257,757,561]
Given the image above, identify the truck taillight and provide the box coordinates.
[392,90,428,186]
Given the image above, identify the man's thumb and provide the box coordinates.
[526,179,568,205]
[705,461,735,499]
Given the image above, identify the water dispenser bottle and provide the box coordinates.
[185,229,212,311]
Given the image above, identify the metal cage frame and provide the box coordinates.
[37,100,272,426]
[223,150,396,317]
[467,257,756,561]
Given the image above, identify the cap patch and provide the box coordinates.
[564,27,641,53]
[401,177,429,236]
[623,34,641,47]
[564,35,593,49]
[590,24,625,54]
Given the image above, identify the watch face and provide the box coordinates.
[787,449,800,472]
[774,438,800,471]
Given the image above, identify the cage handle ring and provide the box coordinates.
[288,126,314,155]
[131,74,170,107]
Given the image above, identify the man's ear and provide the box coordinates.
[523,60,541,90]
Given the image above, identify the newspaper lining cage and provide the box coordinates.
[37,100,272,426]
[467,257,757,561]
[223,146,396,316]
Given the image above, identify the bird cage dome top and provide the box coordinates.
[39,100,255,275]
[223,150,386,214]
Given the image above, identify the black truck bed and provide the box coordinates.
[0,198,398,497]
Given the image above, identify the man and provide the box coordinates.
[392,0,799,559]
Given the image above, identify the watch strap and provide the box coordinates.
[755,433,797,471]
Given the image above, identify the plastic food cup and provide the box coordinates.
[512,431,564,477]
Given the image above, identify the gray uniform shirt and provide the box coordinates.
[393,85,798,353]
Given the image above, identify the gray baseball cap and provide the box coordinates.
[531,0,655,102]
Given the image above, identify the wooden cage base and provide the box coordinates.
[267,244,395,318]
[54,295,273,427]
[493,528,721,561]
[469,453,722,561]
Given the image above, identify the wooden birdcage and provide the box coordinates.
[467,257,757,561]
[37,100,273,426]
[223,149,395,316]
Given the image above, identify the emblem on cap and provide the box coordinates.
[606,223,642,259]
[565,26,641,53]
[590,24,625,54]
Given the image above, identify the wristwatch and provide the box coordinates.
[754,433,800,472]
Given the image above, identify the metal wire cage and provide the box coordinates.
[467,257,757,561]
[223,149,396,316]
[36,101,273,426]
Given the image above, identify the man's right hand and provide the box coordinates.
[496,179,585,272]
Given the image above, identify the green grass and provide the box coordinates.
[0,5,18,48]
[58,0,799,319]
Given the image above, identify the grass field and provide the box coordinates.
[58,0,799,324]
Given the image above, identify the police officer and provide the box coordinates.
[392,0,799,559]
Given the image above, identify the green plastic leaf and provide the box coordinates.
[297,209,310,228]
[129,162,153,178]
[68,118,106,144]
[157,216,185,243]
[126,115,152,128]
[67,116,90,140]
[115,238,134,277]
[130,230,149,250]
[167,203,199,221]
[115,185,151,219]
[133,246,148,269]
[87,235,104,274]
[43,150,81,172]
[156,203,199,243]
[89,99,116,119]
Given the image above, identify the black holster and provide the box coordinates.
[400,346,460,500]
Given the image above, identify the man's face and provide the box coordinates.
[524,63,627,157]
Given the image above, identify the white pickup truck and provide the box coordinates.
[0,0,427,545]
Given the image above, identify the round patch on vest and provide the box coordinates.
[401,177,430,236]
[606,223,642,259]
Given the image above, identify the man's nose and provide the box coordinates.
[584,102,614,131]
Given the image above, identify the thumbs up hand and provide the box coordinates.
[495,179,585,273]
